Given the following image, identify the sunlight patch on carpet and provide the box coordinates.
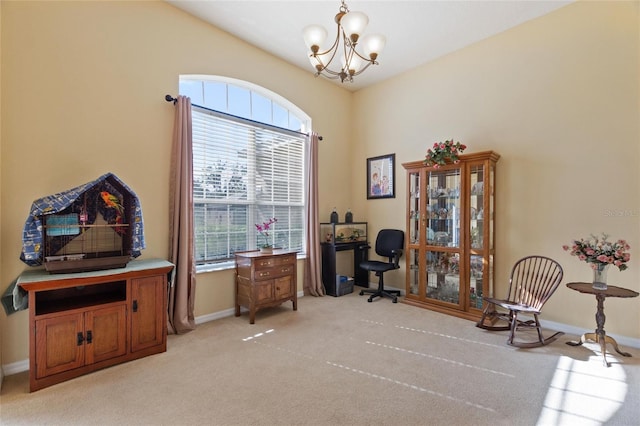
[394,324,505,349]
[364,341,515,377]
[536,355,628,426]
[326,361,497,413]
[242,328,275,341]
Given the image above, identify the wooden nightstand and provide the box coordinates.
[234,250,297,324]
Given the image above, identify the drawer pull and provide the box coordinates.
[259,272,271,277]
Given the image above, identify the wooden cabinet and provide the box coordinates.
[402,151,499,321]
[18,259,173,392]
[235,250,297,324]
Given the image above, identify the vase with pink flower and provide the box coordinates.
[563,233,631,290]
[256,217,277,253]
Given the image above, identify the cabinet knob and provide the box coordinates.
[132,300,138,312]
[86,330,93,344]
[77,332,84,346]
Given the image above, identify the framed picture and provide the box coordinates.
[367,153,395,199]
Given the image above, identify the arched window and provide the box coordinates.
[179,76,311,268]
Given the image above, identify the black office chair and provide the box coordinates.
[359,229,404,303]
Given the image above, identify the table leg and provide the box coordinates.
[565,293,630,367]
[567,333,608,366]
[594,293,609,366]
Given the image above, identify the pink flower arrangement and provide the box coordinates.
[255,217,277,248]
[424,140,467,168]
[563,233,631,271]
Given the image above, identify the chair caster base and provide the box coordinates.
[360,289,400,303]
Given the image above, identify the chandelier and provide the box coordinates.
[302,0,386,83]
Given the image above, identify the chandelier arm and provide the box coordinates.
[350,60,375,77]
[313,24,343,74]
[350,48,375,64]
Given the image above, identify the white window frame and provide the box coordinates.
[180,76,311,273]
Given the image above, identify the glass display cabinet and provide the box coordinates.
[403,151,499,321]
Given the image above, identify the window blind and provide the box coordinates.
[192,106,306,264]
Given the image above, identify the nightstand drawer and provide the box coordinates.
[255,265,294,280]
[255,254,295,270]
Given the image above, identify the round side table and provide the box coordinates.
[566,282,639,367]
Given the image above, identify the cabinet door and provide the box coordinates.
[274,275,293,300]
[85,304,127,364]
[131,275,165,352]
[35,313,84,379]
[255,281,274,304]
[407,169,424,297]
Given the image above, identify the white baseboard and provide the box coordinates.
[2,359,29,376]
[196,290,306,325]
[4,290,638,376]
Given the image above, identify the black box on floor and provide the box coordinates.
[329,275,354,297]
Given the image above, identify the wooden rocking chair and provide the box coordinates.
[476,255,564,348]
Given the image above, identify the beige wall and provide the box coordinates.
[352,1,640,337]
[1,0,639,369]
[0,1,351,366]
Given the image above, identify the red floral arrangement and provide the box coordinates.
[424,140,467,168]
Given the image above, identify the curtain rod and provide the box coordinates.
[165,95,323,141]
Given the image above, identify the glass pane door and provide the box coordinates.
[469,254,484,309]
[470,165,484,250]
[408,171,420,245]
[425,250,460,305]
[408,248,419,296]
[426,168,461,248]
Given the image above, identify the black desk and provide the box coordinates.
[321,241,369,296]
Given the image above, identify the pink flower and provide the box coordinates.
[564,233,631,272]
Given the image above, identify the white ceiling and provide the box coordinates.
[166,0,573,91]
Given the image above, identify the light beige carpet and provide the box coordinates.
[2,290,639,425]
